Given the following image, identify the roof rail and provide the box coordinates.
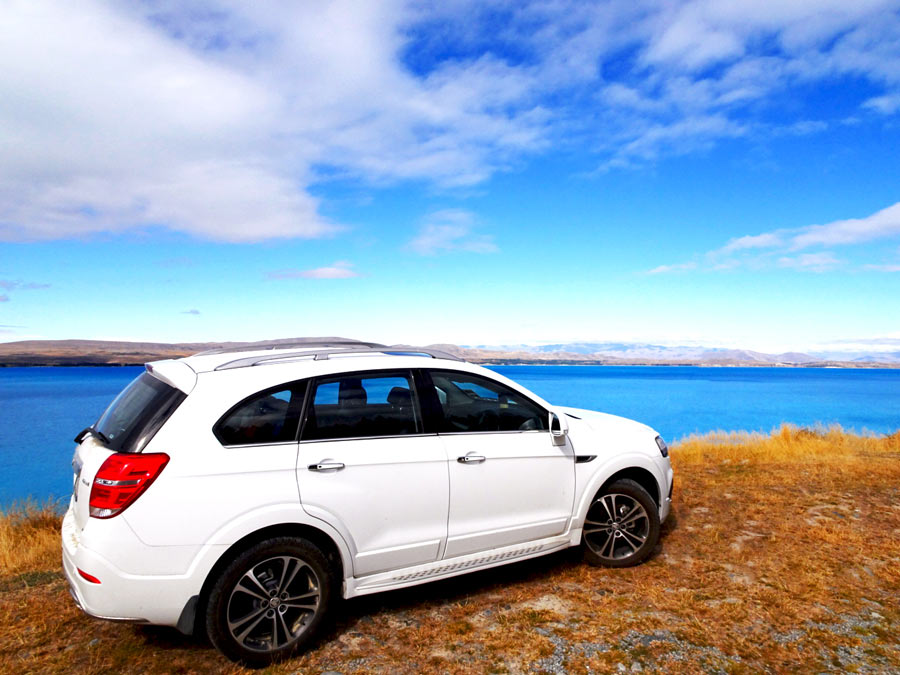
[214,345,463,371]
[196,340,387,356]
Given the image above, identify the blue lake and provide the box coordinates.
[1,365,898,507]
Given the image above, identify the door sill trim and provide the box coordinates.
[345,534,572,598]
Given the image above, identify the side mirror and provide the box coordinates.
[549,411,568,446]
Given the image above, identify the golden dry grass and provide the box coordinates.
[0,500,62,578]
[1,426,898,673]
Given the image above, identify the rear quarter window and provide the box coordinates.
[94,371,186,453]
[214,386,304,446]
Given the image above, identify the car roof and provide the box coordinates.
[145,342,468,394]
[143,342,554,411]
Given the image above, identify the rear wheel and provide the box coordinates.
[206,537,334,666]
[582,478,659,568]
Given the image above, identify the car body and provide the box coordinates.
[62,341,674,664]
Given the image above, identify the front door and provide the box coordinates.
[296,370,449,576]
[424,369,575,559]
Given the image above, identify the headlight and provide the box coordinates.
[655,435,668,458]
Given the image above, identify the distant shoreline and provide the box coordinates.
[1,337,898,369]
[2,360,898,370]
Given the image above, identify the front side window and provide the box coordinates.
[428,370,548,433]
[302,371,420,441]
[215,388,300,446]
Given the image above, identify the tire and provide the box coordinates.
[582,478,660,568]
[206,537,334,666]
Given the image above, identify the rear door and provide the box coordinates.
[423,369,575,559]
[296,370,449,577]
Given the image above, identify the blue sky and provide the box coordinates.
[2,0,900,353]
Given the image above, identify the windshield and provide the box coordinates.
[94,371,185,453]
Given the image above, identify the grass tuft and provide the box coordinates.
[0,499,63,577]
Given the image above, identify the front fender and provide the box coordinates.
[573,453,668,529]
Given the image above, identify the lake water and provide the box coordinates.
[1,365,898,506]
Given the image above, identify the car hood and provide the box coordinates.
[556,406,656,438]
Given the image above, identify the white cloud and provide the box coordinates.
[181,309,201,316]
[607,115,747,167]
[554,0,900,167]
[408,210,498,255]
[789,202,900,249]
[0,1,548,242]
[652,201,900,273]
[0,280,51,291]
[2,162,333,243]
[780,120,829,136]
[712,202,900,257]
[719,232,784,253]
[776,252,841,272]
[267,261,360,280]
[2,1,900,242]
[864,264,900,271]
[646,262,697,275]
[864,93,900,114]
[0,279,51,302]
[0,1,329,242]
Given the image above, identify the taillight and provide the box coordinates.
[89,453,169,519]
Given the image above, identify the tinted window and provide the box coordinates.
[429,370,548,433]
[314,381,340,405]
[302,372,420,441]
[215,388,300,446]
[94,371,186,453]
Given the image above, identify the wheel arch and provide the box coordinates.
[574,454,665,530]
[192,522,345,636]
[599,467,660,506]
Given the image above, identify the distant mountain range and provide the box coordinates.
[463,342,900,365]
[1,337,897,367]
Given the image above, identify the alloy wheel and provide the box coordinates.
[583,493,650,562]
[226,555,321,653]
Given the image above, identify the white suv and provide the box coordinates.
[62,341,673,665]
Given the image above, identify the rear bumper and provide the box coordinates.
[62,546,148,623]
[61,507,198,627]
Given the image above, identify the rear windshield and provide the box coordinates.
[94,371,186,453]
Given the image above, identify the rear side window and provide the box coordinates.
[428,370,548,433]
[302,372,420,441]
[215,387,302,446]
[94,371,186,453]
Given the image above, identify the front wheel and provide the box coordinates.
[206,537,334,666]
[582,478,660,568]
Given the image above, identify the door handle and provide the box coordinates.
[308,461,345,472]
[457,454,486,464]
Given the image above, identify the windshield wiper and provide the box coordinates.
[74,426,111,445]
